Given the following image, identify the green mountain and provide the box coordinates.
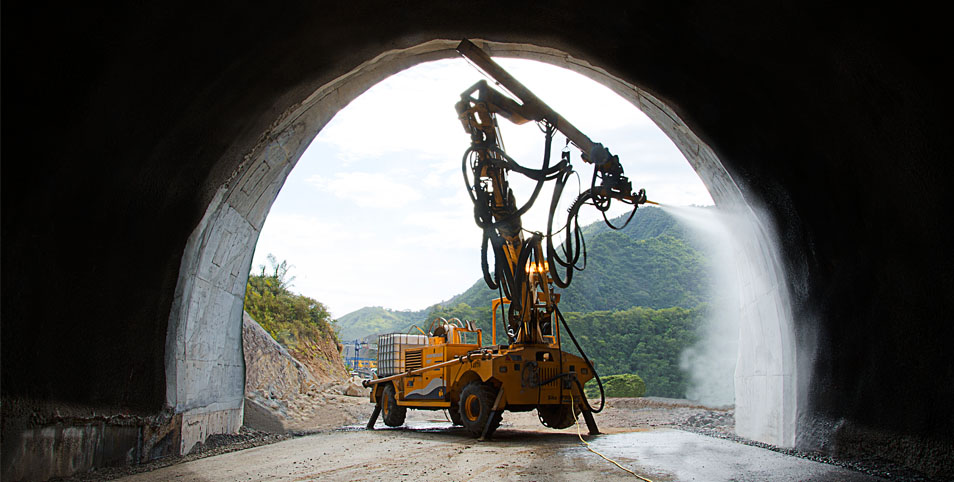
[334,207,716,398]
[426,206,712,315]
[337,206,711,336]
[562,306,704,398]
[581,203,692,241]
[335,306,427,341]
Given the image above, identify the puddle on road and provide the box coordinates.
[338,420,459,433]
[573,430,882,482]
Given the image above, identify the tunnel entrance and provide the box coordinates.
[164,39,797,454]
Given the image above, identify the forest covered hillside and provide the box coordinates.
[425,206,711,316]
[336,206,712,336]
[336,306,427,341]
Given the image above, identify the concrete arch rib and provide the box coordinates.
[164,38,797,453]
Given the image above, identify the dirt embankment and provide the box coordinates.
[242,312,369,434]
[285,326,350,384]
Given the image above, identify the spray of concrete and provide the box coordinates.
[662,205,741,407]
[661,203,798,446]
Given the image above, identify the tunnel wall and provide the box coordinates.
[162,41,456,455]
[3,3,952,479]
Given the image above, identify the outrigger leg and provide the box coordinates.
[572,375,600,435]
[366,405,381,429]
[581,409,600,435]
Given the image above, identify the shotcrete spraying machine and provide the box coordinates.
[364,39,648,439]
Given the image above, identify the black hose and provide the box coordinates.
[467,123,567,298]
[480,230,497,290]
[487,230,515,299]
[545,171,572,285]
[496,274,511,345]
[461,146,478,204]
[555,305,605,413]
[602,203,638,231]
[473,127,563,231]
[546,184,592,288]
[460,111,628,412]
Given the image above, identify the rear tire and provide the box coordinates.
[381,383,406,427]
[537,403,580,429]
[458,381,502,437]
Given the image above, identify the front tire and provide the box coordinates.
[458,381,502,437]
[381,383,406,427]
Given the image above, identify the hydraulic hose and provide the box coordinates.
[460,109,631,408]
[463,124,564,233]
[555,305,605,413]
[480,230,497,290]
[468,123,573,298]
[546,182,592,288]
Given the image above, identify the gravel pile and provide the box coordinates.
[681,409,735,434]
[188,426,292,455]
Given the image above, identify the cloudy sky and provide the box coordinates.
[251,58,713,318]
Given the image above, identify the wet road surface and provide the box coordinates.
[116,420,884,481]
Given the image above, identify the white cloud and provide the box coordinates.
[252,210,482,317]
[305,172,423,209]
[495,59,655,134]
[313,61,478,163]
[399,209,481,251]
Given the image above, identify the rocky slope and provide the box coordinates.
[243,312,320,398]
[242,312,369,433]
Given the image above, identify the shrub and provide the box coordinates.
[585,373,646,398]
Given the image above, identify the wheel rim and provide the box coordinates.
[464,394,480,421]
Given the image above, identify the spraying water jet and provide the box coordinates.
[659,203,797,444]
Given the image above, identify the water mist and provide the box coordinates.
[663,204,798,446]
[666,205,740,408]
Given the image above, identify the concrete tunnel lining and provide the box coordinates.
[165,38,798,454]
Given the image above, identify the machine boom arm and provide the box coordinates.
[455,39,647,346]
[457,40,606,164]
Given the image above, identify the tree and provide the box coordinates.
[245,255,337,347]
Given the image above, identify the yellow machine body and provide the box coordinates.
[369,317,594,413]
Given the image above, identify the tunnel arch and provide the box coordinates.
[165,38,799,453]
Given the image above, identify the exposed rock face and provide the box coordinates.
[242,312,318,400]
[242,312,369,433]
[282,328,350,386]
